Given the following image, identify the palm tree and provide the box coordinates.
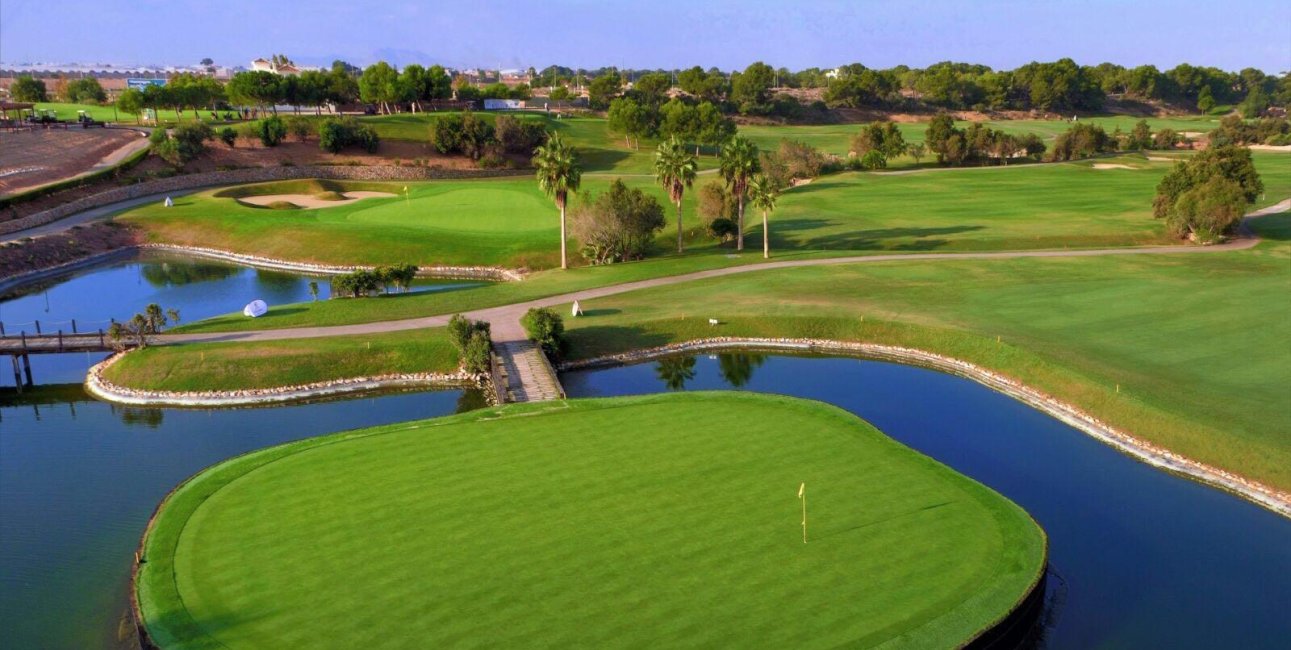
[533,132,582,269]
[747,174,781,259]
[654,136,698,253]
[719,136,761,251]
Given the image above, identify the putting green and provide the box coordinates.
[136,393,1045,649]
[345,183,551,234]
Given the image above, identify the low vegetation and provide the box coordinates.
[135,392,1045,649]
[102,328,458,391]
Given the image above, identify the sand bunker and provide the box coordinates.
[237,191,395,209]
[1146,156,1176,162]
[1092,163,1135,170]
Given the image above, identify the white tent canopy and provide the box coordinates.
[243,299,268,318]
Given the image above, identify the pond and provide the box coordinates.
[562,353,1291,649]
[0,252,482,337]
[3,260,1288,649]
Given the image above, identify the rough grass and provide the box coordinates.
[135,392,1045,650]
[103,328,458,391]
[559,214,1291,492]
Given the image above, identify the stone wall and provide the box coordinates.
[0,165,528,236]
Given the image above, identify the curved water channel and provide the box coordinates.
[1,256,1288,649]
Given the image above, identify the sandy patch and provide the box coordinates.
[1092,163,1135,170]
[1248,144,1291,152]
[237,191,396,209]
[1146,156,1176,162]
[1180,131,1205,138]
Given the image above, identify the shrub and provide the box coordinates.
[521,307,564,355]
[1048,123,1115,161]
[285,116,315,142]
[709,217,739,242]
[859,150,887,170]
[319,117,380,153]
[431,112,495,159]
[448,314,491,351]
[570,179,666,265]
[218,127,238,147]
[462,331,493,375]
[255,116,287,147]
[495,115,549,154]
[761,139,827,187]
[697,180,737,224]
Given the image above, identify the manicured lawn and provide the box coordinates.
[559,214,1291,492]
[136,392,1045,649]
[30,102,232,126]
[125,151,1289,275]
[103,328,458,391]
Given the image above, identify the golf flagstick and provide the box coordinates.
[798,482,807,543]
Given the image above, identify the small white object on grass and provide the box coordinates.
[163,196,174,207]
[708,318,719,326]
[242,299,268,318]
[572,300,583,317]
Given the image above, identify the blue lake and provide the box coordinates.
[2,260,1288,649]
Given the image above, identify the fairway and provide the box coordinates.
[120,151,1288,271]
[136,393,1045,649]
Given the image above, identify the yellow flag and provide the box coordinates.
[798,482,805,499]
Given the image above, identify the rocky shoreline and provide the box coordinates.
[0,243,525,296]
[560,337,1291,519]
[85,351,481,407]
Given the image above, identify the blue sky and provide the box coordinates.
[3,0,1288,72]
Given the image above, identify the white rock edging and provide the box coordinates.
[561,337,1291,519]
[86,351,480,407]
[137,244,527,281]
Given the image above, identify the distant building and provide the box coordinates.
[250,58,310,76]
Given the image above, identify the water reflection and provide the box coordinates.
[717,352,765,387]
[654,355,696,390]
[139,261,240,288]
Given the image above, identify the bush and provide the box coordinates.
[218,127,238,147]
[462,331,493,375]
[150,123,212,166]
[761,139,827,187]
[285,116,315,142]
[570,179,666,265]
[495,115,549,154]
[431,112,495,159]
[859,150,887,170]
[319,117,380,154]
[448,313,491,351]
[521,307,565,355]
[709,217,739,242]
[255,116,287,147]
[1048,123,1115,161]
[698,180,737,224]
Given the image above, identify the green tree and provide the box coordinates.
[632,72,672,106]
[731,61,775,114]
[1197,86,1216,113]
[63,77,107,103]
[533,133,583,269]
[677,66,727,103]
[116,88,145,124]
[1167,176,1247,242]
[719,136,761,251]
[607,97,654,148]
[588,72,623,110]
[694,101,735,154]
[747,173,781,259]
[1127,119,1153,150]
[654,136,698,253]
[1239,88,1270,119]
[1153,145,1262,220]
[359,61,400,114]
[11,76,47,102]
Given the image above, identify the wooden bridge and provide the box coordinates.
[1,331,114,392]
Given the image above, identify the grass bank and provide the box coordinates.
[135,392,1045,649]
[558,215,1291,492]
[103,328,457,392]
